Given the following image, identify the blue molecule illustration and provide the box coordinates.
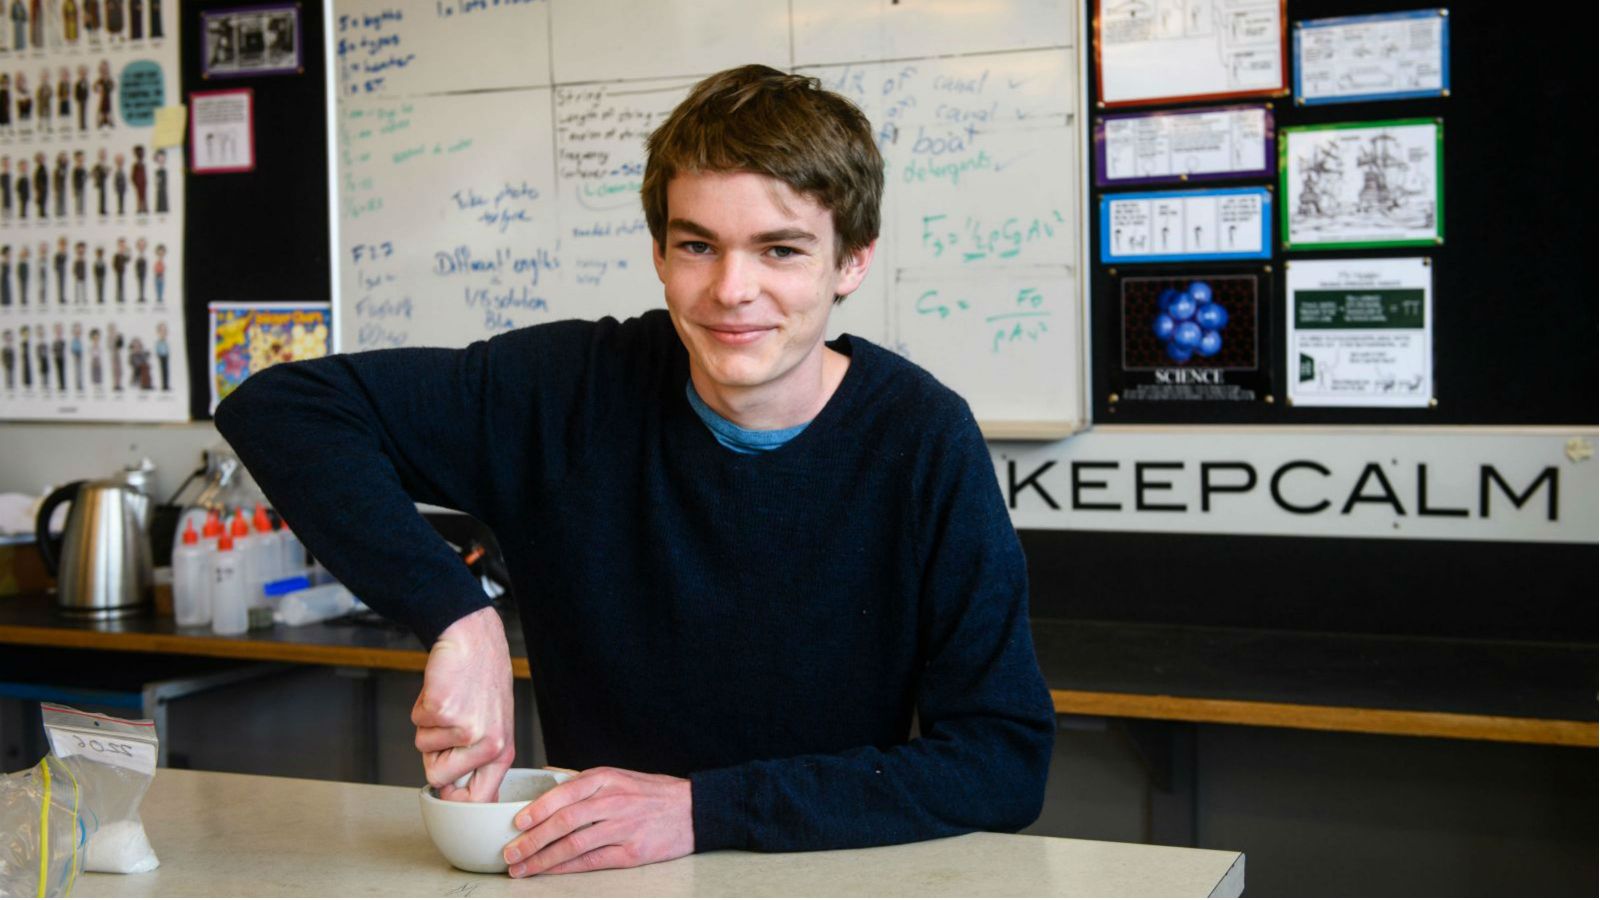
[1173,320,1203,349]
[1167,291,1197,322]
[1152,280,1227,363]
[1195,301,1228,330]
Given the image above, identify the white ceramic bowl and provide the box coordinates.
[418,767,574,873]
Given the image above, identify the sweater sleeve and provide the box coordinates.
[688,411,1055,851]
[212,321,594,646]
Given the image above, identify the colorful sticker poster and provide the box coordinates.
[201,4,302,79]
[1095,105,1274,187]
[1281,118,1443,250]
[1101,187,1271,263]
[1096,0,1287,108]
[0,0,187,422]
[1294,10,1450,106]
[209,301,330,412]
[1112,269,1269,405]
[190,88,254,173]
[1286,257,1432,408]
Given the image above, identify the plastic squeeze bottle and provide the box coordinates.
[276,582,358,627]
[278,517,305,574]
[252,505,282,584]
[211,533,249,635]
[229,512,259,599]
[202,508,224,546]
[172,522,213,627]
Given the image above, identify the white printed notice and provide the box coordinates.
[1295,10,1449,105]
[1097,0,1286,107]
[1286,257,1432,408]
[1098,105,1271,185]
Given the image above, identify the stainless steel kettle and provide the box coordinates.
[35,477,154,618]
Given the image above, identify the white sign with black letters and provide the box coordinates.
[991,428,1597,544]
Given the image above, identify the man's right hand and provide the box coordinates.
[412,605,516,803]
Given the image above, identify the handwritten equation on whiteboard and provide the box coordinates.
[329,0,1087,426]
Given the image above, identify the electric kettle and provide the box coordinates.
[34,473,154,619]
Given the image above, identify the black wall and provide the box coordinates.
[180,0,329,420]
[1089,1,1596,427]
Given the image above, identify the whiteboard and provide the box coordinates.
[329,0,1088,435]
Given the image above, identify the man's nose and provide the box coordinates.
[711,252,759,306]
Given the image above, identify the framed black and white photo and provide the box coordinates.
[202,4,303,79]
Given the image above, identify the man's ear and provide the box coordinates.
[834,239,877,299]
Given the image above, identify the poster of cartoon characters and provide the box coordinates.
[0,0,185,421]
[209,301,330,412]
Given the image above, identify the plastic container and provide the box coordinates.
[171,506,210,557]
[210,534,248,635]
[275,582,360,627]
[279,521,305,574]
[172,522,212,627]
[252,506,282,584]
[228,512,259,602]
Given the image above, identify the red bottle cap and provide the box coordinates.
[230,514,250,537]
[202,510,223,538]
[218,533,234,552]
[182,523,199,545]
[253,505,273,534]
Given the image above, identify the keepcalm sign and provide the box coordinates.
[991,428,1598,544]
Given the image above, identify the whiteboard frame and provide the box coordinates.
[324,0,343,354]
[318,1,1095,440]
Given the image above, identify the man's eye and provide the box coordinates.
[681,241,711,254]
[768,246,799,259]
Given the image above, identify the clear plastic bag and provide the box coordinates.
[41,704,162,875]
[0,755,89,898]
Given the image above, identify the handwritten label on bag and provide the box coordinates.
[46,726,157,776]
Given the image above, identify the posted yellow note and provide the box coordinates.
[153,105,189,149]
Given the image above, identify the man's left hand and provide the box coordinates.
[502,767,693,877]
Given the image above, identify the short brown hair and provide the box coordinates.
[642,64,883,270]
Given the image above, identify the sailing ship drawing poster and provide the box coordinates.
[1280,118,1442,249]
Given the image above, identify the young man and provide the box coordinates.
[215,65,1052,877]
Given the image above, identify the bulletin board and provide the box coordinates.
[179,0,331,421]
[1086,0,1597,427]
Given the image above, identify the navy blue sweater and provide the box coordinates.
[214,311,1054,852]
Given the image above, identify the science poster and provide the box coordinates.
[1294,10,1449,106]
[1112,269,1270,405]
[1096,0,1287,107]
[1095,104,1274,187]
[1286,257,1432,408]
[1281,118,1442,250]
[1101,187,1272,263]
[0,0,186,421]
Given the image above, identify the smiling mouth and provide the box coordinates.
[704,325,773,346]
